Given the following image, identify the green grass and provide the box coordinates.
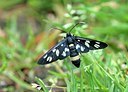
[0,0,128,92]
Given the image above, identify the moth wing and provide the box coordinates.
[38,38,70,65]
[75,36,108,53]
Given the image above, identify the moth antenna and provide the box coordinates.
[69,22,85,33]
[50,28,64,32]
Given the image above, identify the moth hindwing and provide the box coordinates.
[38,33,107,68]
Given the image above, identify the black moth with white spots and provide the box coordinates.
[38,23,108,68]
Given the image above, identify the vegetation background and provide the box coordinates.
[0,0,128,92]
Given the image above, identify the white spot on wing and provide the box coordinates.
[65,48,69,52]
[86,40,90,43]
[47,56,52,62]
[52,49,56,52]
[69,44,74,47]
[96,42,100,44]
[85,42,90,48]
[56,49,59,56]
[94,44,100,48]
[61,44,64,46]
[76,44,80,49]
[78,40,80,42]
[43,54,47,58]
[62,52,66,57]
[61,48,69,57]
[81,46,85,51]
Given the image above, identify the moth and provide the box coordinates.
[38,22,108,68]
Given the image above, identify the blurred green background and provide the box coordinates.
[0,0,128,92]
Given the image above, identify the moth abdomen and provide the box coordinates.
[71,55,80,67]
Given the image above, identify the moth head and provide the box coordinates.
[66,33,72,37]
